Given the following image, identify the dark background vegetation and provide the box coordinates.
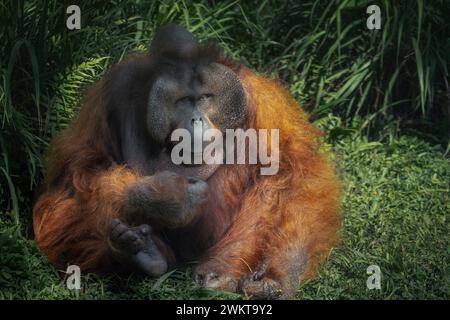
[0,0,449,299]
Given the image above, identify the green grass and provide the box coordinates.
[0,0,449,300]
[1,135,448,299]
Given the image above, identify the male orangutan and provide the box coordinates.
[33,24,340,299]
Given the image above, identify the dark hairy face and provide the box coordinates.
[105,25,247,177]
[146,24,247,147]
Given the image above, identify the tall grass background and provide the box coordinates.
[0,0,449,253]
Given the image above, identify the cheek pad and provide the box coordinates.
[207,63,247,130]
[147,78,172,143]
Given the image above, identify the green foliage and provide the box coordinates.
[1,0,449,216]
[0,0,449,299]
[298,133,450,299]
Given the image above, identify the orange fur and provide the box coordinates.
[192,68,341,296]
[33,61,340,297]
[34,166,137,271]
